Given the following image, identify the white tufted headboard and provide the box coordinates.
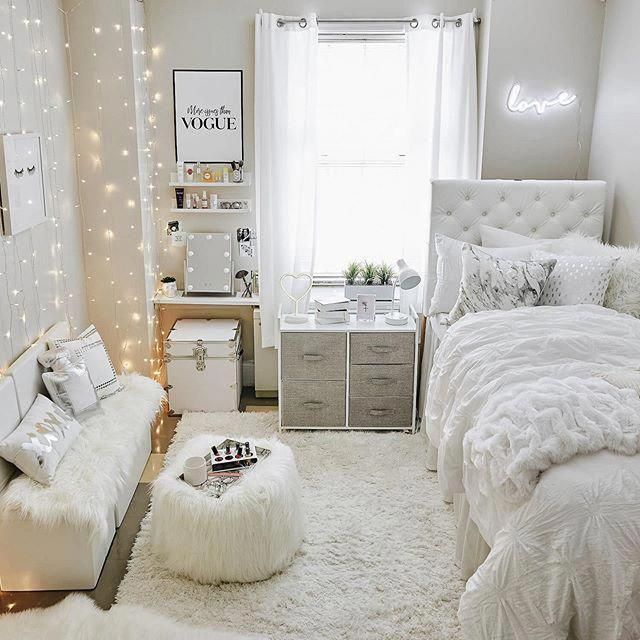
[425,179,606,308]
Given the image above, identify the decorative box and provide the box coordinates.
[165,319,242,414]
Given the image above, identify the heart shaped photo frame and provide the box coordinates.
[280,273,313,324]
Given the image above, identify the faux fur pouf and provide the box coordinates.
[0,594,265,639]
[150,434,304,583]
[118,412,465,639]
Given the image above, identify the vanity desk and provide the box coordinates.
[277,308,419,432]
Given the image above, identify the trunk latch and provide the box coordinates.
[193,339,207,371]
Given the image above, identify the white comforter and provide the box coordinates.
[426,305,640,639]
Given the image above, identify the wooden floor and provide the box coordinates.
[0,388,277,615]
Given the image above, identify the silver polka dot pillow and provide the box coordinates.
[532,250,619,307]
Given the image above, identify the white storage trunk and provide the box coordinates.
[165,319,242,414]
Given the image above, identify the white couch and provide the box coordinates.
[0,322,165,591]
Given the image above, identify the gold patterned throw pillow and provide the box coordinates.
[0,395,82,485]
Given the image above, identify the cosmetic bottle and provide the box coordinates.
[177,161,184,183]
[185,164,194,182]
[185,193,192,209]
[210,192,218,209]
[203,165,213,182]
[195,162,203,183]
[222,167,229,183]
[192,193,199,209]
[175,187,184,209]
[201,190,208,209]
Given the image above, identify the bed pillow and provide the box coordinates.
[429,234,544,315]
[50,325,122,399]
[39,348,101,417]
[0,394,82,485]
[479,225,542,248]
[531,250,619,307]
[448,244,556,324]
[547,232,640,319]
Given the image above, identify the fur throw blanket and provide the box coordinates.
[0,594,265,639]
[553,232,640,318]
[465,375,640,504]
[0,374,165,537]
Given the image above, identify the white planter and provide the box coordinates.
[344,284,394,301]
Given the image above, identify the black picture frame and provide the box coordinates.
[173,69,244,164]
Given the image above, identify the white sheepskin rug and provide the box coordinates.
[0,594,265,639]
[0,374,165,537]
[117,412,464,639]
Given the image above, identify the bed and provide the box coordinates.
[421,179,640,638]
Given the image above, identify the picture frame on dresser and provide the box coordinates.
[276,306,419,432]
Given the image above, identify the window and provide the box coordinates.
[315,39,410,276]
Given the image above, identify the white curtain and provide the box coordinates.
[255,13,318,347]
[404,12,478,314]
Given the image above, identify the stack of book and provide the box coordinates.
[314,296,350,324]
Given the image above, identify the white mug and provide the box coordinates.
[183,456,207,486]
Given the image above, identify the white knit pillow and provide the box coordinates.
[0,395,82,485]
[532,250,619,307]
[51,325,122,399]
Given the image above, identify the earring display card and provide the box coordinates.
[0,133,47,236]
[356,294,376,321]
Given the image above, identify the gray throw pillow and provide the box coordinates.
[448,244,556,324]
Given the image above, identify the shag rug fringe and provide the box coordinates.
[0,594,265,639]
[117,411,464,640]
[0,374,165,537]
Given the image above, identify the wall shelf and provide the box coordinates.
[169,172,252,188]
[154,291,259,306]
[169,207,249,214]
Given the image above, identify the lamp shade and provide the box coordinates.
[396,259,421,290]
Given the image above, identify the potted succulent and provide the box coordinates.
[160,275,178,298]
[343,260,395,301]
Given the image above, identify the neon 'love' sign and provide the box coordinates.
[507,83,577,115]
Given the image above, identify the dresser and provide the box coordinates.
[277,309,418,431]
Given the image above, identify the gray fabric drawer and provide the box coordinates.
[281,332,346,381]
[281,381,346,427]
[349,396,413,429]
[350,332,414,365]
[349,364,414,398]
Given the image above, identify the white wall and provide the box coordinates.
[481,0,605,180]
[65,0,159,375]
[0,0,87,370]
[145,0,483,289]
[588,0,639,245]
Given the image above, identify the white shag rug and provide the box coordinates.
[117,412,464,640]
[0,594,265,640]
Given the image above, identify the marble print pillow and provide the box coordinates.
[448,244,557,324]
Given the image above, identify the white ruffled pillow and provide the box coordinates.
[429,233,545,315]
[0,395,82,485]
[39,348,101,417]
[531,250,619,307]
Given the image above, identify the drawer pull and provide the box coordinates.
[370,377,393,385]
[369,345,393,354]
[302,354,324,362]
[303,401,324,410]
[370,408,392,417]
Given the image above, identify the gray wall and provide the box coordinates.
[481,0,605,181]
[588,0,639,245]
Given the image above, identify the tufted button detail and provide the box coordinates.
[463,226,469,231]
[500,196,505,201]
[550,212,556,217]
[584,211,589,217]
[515,211,521,217]
[569,195,574,201]
[535,195,540,201]
[446,210,452,216]
[481,211,488,216]
[531,227,537,233]
[465,195,470,201]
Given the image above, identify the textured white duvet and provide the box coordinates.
[426,305,640,640]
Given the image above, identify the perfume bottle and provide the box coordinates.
[195,162,203,182]
[201,190,208,209]
[203,165,213,182]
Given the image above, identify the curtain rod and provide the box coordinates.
[276,16,481,29]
